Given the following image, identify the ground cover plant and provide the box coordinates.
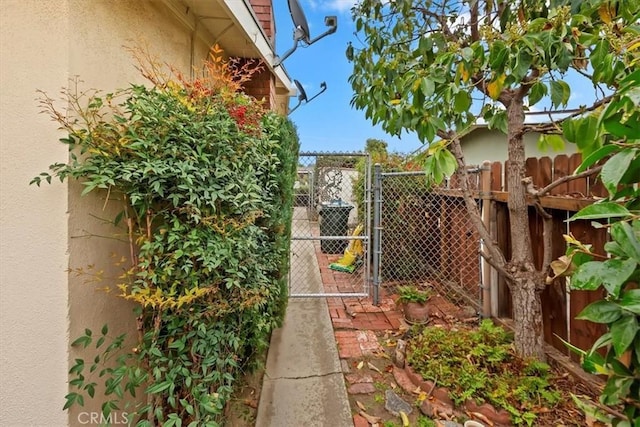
[407,320,561,425]
[32,46,299,426]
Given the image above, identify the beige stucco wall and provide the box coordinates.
[1,2,72,426]
[1,1,216,425]
[460,126,578,167]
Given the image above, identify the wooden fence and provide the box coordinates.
[447,153,608,356]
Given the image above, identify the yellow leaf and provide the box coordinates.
[357,361,364,370]
[487,73,506,100]
[399,411,410,426]
[598,3,613,24]
[458,62,470,83]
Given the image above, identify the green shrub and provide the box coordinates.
[33,46,298,426]
[407,320,560,425]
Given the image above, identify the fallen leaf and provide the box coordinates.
[356,400,367,411]
[469,411,494,426]
[367,362,382,374]
[359,410,382,424]
[357,361,364,370]
[399,411,409,426]
[390,382,397,389]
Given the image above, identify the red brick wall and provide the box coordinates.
[249,0,274,43]
[242,63,276,110]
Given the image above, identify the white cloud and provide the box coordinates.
[305,0,357,13]
[325,0,357,12]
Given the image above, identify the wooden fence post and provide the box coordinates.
[480,160,492,318]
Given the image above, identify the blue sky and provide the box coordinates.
[272,1,425,154]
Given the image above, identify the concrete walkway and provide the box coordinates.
[255,299,353,426]
[255,210,353,426]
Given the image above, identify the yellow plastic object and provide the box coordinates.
[332,224,364,268]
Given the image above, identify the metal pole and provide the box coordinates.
[480,160,492,318]
[372,163,382,305]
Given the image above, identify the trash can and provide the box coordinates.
[319,200,354,254]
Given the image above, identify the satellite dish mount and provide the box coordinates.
[274,0,337,67]
[289,80,327,114]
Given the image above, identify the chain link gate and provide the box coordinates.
[372,165,484,309]
[289,152,371,298]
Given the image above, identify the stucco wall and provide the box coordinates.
[1,1,217,425]
[0,2,71,426]
[460,126,578,166]
[66,1,215,425]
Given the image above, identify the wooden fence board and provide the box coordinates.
[539,156,553,187]
[568,219,607,360]
[491,161,502,191]
[551,155,569,195]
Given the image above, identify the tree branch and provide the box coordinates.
[480,248,515,282]
[535,166,603,197]
[449,137,508,271]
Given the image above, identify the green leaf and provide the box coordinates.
[604,114,640,139]
[570,202,631,221]
[421,78,435,97]
[489,41,508,71]
[575,115,601,156]
[611,314,638,357]
[601,149,637,196]
[71,335,92,348]
[576,300,622,323]
[528,81,547,106]
[611,221,640,262]
[147,381,172,394]
[454,91,471,113]
[537,134,565,152]
[620,289,640,314]
[438,149,458,177]
[571,261,603,291]
[602,376,633,405]
[550,80,570,108]
[600,258,637,298]
[574,144,619,173]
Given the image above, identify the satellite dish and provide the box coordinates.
[294,79,308,103]
[288,0,310,44]
[274,0,338,67]
[289,80,328,115]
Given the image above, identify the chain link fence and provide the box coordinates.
[375,168,483,309]
[289,153,370,297]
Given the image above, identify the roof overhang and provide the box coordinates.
[170,0,294,99]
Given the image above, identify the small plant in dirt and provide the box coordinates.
[407,319,561,425]
[396,285,431,304]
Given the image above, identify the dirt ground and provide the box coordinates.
[225,295,606,427]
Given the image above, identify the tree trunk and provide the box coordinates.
[505,95,545,359]
[510,274,545,360]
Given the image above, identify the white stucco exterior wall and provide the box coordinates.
[1,1,71,426]
[460,126,578,167]
[1,1,216,425]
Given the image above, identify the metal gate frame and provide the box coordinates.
[289,152,372,298]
